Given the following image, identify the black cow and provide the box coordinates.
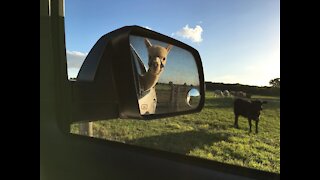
[233,98,267,133]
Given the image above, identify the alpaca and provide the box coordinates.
[137,38,172,114]
[139,38,172,91]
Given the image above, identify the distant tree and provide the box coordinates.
[269,78,280,88]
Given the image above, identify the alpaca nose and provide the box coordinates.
[160,63,164,68]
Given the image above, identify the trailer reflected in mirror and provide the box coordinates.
[130,35,201,115]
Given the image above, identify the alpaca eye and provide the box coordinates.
[163,57,166,61]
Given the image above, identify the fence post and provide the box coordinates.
[175,86,180,111]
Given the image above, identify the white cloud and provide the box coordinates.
[66,50,88,68]
[66,50,88,78]
[67,50,87,57]
[144,26,152,30]
[175,25,203,43]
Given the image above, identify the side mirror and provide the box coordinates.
[71,26,205,123]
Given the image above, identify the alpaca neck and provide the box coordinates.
[141,70,160,91]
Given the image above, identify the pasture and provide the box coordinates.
[71,91,280,173]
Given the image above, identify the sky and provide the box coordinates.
[65,0,280,87]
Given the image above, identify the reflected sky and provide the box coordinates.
[130,35,200,86]
[189,88,200,97]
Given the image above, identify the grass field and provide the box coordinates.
[71,91,280,173]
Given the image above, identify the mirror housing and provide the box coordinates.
[71,26,205,124]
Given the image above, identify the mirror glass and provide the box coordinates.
[130,35,201,115]
[187,88,201,108]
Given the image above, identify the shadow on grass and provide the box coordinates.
[126,130,231,155]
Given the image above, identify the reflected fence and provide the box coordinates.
[156,83,200,114]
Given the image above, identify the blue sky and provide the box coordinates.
[65,0,280,87]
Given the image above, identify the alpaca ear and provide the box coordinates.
[166,44,173,53]
[144,38,152,48]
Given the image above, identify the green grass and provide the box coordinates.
[71,91,280,173]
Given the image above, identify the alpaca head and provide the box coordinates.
[144,38,173,75]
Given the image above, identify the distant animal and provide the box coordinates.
[230,91,236,96]
[235,91,246,98]
[214,90,223,97]
[223,90,230,97]
[233,98,267,133]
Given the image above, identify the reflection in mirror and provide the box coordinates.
[187,88,201,108]
[130,35,200,115]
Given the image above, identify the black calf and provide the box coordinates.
[233,98,267,133]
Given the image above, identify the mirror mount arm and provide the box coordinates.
[69,29,128,124]
[69,26,141,124]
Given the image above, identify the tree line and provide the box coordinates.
[205,81,280,97]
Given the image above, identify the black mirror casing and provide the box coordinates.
[71,26,205,124]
